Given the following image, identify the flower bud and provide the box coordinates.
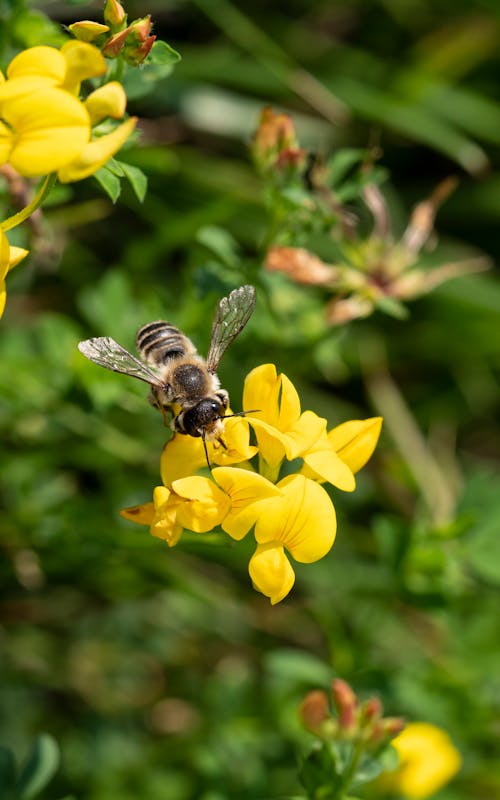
[102,27,130,58]
[299,690,330,734]
[123,17,156,65]
[382,716,407,738]
[331,679,358,733]
[68,21,110,44]
[104,0,127,29]
[251,107,303,172]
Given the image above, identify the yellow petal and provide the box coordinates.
[0,75,62,109]
[0,230,10,277]
[150,486,183,546]
[172,476,230,533]
[282,410,327,459]
[247,410,326,465]
[57,117,137,182]
[243,363,301,431]
[0,120,12,166]
[68,21,110,43]
[245,416,287,471]
[391,723,461,800]
[60,40,106,93]
[161,435,208,486]
[212,466,281,540]
[120,501,154,525]
[3,88,90,177]
[243,363,282,428]
[302,439,356,491]
[6,46,66,83]
[213,415,258,465]
[161,417,258,486]
[327,417,383,474]
[7,246,29,272]
[255,474,336,563]
[0,280,6,317]
[248,543,295,604]
[0,232,28,282]
[84,82,127,124]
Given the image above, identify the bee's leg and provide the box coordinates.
[215,389,229,411]
[150,388,170,427]
[216,436,228,450]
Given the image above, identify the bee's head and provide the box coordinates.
[175,398,226,439]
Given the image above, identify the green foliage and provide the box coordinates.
[1,0,500,799]
[0,735,63,800]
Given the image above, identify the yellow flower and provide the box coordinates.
[121,485,182,547]
[301,416,383,489]
[160,415,258,486]
[388,722,462,799]
[0,229,29,317]
[250,474,336,604]
[243,363,326,476]
[0,43,136,180]
[121,364,382,604]
[243,364,378,492]
[121,467,280,547]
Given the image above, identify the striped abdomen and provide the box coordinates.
[136,321,197,366]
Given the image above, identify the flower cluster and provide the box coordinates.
[70,0,156,66]
[0,41,136,181]
[252,108,489,325]
[0,229,28,317]
[300,678,405,746]
[298,679,461,799]
[121,364,382,604]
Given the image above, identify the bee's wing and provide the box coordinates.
[78,337,166,388]
[206,285,256,374]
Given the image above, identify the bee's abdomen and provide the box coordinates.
[136,321,196,366]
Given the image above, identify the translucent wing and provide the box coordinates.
[78,337,166,388]
[206,285,256,374]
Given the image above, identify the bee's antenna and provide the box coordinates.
[220,409,260,420]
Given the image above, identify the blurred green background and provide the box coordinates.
[1,1,499,798]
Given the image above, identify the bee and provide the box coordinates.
[77,285,256,456]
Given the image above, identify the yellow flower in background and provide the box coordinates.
[0,42,136,179]
[388,722,462,799]
[0,229,29,317]
[121,363,381,603]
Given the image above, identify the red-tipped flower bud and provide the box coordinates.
[299,690,330,734]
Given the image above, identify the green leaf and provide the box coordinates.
[0,746,16,800]
[16,735,59,800]
[464,512,500,584]
[375,295,409,319]
[93,167,121,203]
[116,161,148,203]
[196,225,240,267]
[147,40,181,66]
[327,148,366,187]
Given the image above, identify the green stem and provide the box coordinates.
[1,173,57,232]
[337,742,364,798]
